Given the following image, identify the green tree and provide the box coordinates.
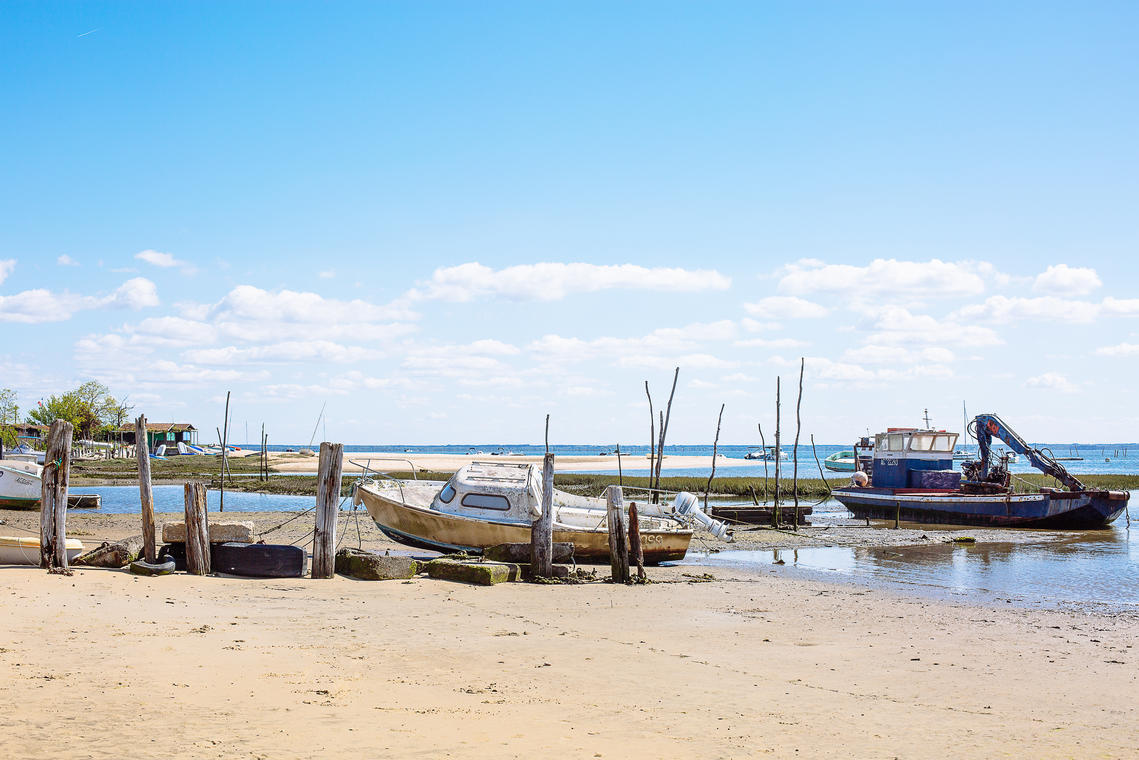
[26,381,133,440]
[0,388,19,448]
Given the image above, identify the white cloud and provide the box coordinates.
[841,345,956,365]
[1095,342,1139,357]
[318,270,335,279]
[734,337,808,349]
[1025,372,1077,393]
[407,262,731,302]
[743,296,828,320]
[0,277,158,323]
[528,321,737,369]
[1102,297,1139,316]
[777,258,996,302]
[57,254,79,267]
[862,306,1003,348]
[1033,264,1101,296]
[802,356,953,386]
[0,259,14,285]
[135,249,196,273]
[953,295,1101,324]
[184,341,382,365]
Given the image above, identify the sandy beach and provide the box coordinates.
[269,451,737,474]
[2,509,1136,759]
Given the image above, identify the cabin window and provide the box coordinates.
[910,433,935,451]
[932,434,955,452]
[460,493,511,511]
[887,433,905,451]
[439,483,456,503]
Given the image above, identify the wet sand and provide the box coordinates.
[2,509,1136,758]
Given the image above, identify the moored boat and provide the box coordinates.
[744,446,787,461]
[823,450,856,472]
[0,536,84,565]
[833,414,1129,529]
[353,460,730,563]
[0,460,42,509]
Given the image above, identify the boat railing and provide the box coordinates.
[348,457,422,506]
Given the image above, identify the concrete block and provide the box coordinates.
[519,563,572,581]
[484,542,575,564]
[335,548,422,580]
[162,521,255,544]
[424,558,520,585]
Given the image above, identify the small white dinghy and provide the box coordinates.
[0,536,85,565]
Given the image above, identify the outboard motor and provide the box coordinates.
[673,492,732,541]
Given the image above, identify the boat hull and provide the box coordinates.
[357,486,692,563]
[0,536,84,565]
[0,462,42,510]
[832,487,1129,529]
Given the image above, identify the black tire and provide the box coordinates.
[129,558,176,576]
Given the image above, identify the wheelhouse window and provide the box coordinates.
[439,483,456,503]
[910,433,935,451]
[887,433,905,451]
[932,434,956,452]
[460,493,511,511]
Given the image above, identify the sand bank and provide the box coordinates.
[269,451,746,474]
[1,511,1135,758]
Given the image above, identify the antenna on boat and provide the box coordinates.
[923,408,932,429]
[308,402,327,447]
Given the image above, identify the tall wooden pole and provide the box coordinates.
[220,391,230,512]
[135,414,157,562]
[40,419,73,572]
[606,485,630,584]
[530,452,556,578]
[653,367,680,497]
[758,423,769,503]
[313,441,344,579]
[645,381,655,498]
[774,377,781,511]
[792,358,804,530]
[704,403,725,512]
[183,482,210,575]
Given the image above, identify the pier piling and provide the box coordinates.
[606,485,630,583]
[183,482,211,575]
[135,414,157,562]
[39,419,74,572]
[530,452,556,579]
[313,441,344,579]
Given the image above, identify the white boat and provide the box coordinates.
[744,446,787,461]
[0,460,43,509]
[0,536,84,565]
[7,443,45,465]
[353,460,730,563]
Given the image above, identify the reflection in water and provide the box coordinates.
[687,501,1138,613]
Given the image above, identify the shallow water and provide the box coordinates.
[71,485,319,514]
[682,497,1139,614]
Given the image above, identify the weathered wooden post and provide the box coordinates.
[792,358,804,532]
[183,482,210,575]
[894,502,901,530]
[530,452,556,579]
[135,415,157,562]
[606,485,630,583]
[627,502,645,581]
[220,391,231,513]
[313,441,344,579]
[40,420,74,572]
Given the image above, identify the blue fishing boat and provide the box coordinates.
[832,414,1129,529]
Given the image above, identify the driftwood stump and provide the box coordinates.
[530,453,556,579]
[135,414,157,562]
[606,486,630,584]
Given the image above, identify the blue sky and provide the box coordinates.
[2,2,1138,444]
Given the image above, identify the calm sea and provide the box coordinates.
[255,442,1139,478]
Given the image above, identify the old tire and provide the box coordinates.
[212,543,307,578]
[129,558,176,576]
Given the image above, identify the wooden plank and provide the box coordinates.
[313,441,344,579]
[183,482,211,575]
[606,485,630,584]
[39,419,74,572]
[135,414,157,563]
[530,452,555,579]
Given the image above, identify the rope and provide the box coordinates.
[258,504,316,538]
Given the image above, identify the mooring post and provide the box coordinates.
[39,419,74,572]
[530,452,556,579]
[894,501,901,530]
[606,485,630,583]
[313,441,344,579]
[183,482,211,575]
[627,502,646,581]
[134,415,157,562]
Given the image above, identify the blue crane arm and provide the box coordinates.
[973,413,1085,491]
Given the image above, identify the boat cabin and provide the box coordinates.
[869,428,959,489]
[432,462,544,524]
